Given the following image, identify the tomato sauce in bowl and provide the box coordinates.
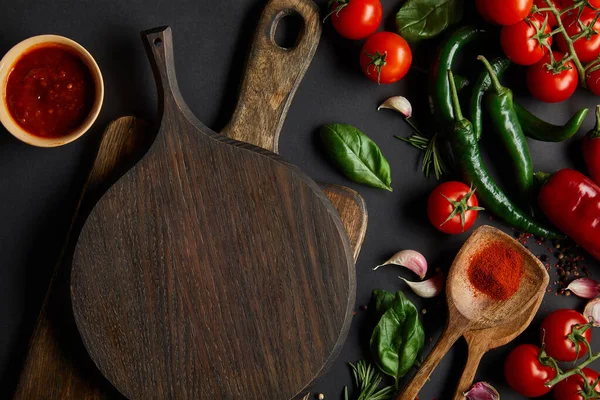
[5,43,95,138]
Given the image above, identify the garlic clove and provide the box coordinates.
[584,298,600,327]
[374,249,427,279]
[400,271,444,298]
[464,382,500,400]
[566,278,600,299]
[378,96,412,118]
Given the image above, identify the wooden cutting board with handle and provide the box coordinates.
[13,117,367,400]
[69,3,359,400]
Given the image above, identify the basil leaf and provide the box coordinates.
[373,289,395,319]
[370,291,425,384]
[396,0,464,43]
[320,123,393,192]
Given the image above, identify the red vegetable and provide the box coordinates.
[527,51,578,103]
[538,169,600,260]
[584,106,600,185]
[427,182,482,234]
[475,0,533,26]
[540,309,591,362]
[553,368,600,400]
[328,0,382,40]
[504,344,556,397]
[500,15,552,66]
[359,32,412,84]
[557,10,600,63]
[533,0,562,27]
[586,64,600,95]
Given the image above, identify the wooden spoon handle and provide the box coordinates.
[222,0,321,152]
[397,324,465,400]
[452,340,487,400]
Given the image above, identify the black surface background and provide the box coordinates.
[0,0,599,399]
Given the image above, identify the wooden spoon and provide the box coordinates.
[452,293,544,399]
[397,225,549,400]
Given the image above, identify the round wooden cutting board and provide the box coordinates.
[70,2,356,399]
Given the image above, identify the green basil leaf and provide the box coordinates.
[373,289,395,319]
[370,291,425,384]
[320,123,393,192]
[396,0,464,43]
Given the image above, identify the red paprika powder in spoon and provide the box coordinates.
[468,242,523,300]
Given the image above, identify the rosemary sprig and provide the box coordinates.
[346,360,395,400]
[395,131,447,179]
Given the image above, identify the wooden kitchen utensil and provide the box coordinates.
[14,117,367,400]
[71,16,356,400]
[398,225,549,400]
[452,292,544,399]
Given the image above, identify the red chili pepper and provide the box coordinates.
[583,106,600,185]
[538,169,600,261]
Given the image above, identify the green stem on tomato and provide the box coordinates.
[546,334,600,387]
[544,0,588,87]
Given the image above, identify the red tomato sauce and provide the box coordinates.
[5,43,95,138]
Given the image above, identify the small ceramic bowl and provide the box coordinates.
[0,35,104,147]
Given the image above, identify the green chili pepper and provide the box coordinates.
[478,55,534,209]
[430,26,483,123]
[514,103,589,142]
[470,57,511,141]
[470,56,588,142]
[447,70,562,238]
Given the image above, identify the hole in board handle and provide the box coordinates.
[154,38,163,47]
[272,11,304,50]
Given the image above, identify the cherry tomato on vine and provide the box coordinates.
[534,0,563,27]
[328,0,382,40]
[527,51,579,102]
[557,10,600,62]
[501,15,553,65]
[504,344,556,397]
[562,0,600,8]
[587,64,600,95]
[553,368,600,400]
[360,32,412,84]
[475,0,534,26]
[541,309,591,362]
[427,182,482,234]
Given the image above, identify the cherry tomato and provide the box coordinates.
[553,368,600,400]
[586,64,600,95]
[501,15,552,65]
[427,181,481,234]
[360,32,412,84]
[557,10,600,62]
[475,0,534,25]
[527,51,579,102]
[562,0,600,8]
[533,0,562,27]
[541,309,591,361]
[329,0,382,40]
[505,344,556,397]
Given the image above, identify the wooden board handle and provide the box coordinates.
[397,323,465,400]
[222,0,321,152]
[141,26,206,130]
[452,341,486,400]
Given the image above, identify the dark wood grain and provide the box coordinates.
[70,23,356,400]
[13,118,367,400]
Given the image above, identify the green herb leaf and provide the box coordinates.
[370,291,425,385]
[320,124,393,192]
[373,289,396,319]
[396,0,464,43]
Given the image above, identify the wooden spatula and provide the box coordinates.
[71,21,356,400]
[452,293,543,399]
[397,225,549,400]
